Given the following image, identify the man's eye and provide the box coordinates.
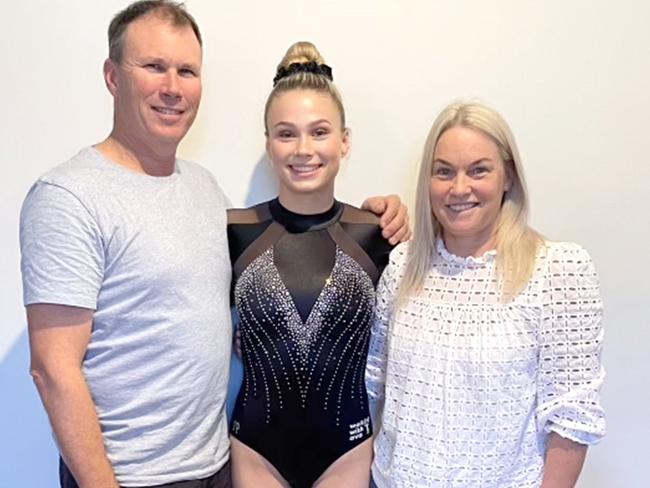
[179,68,197,77]
[144,63,164,72]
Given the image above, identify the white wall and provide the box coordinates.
[1,0,648,485]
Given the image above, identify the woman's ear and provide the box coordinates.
[504,161,514,192]
[341,127,351,159]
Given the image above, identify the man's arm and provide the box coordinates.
[27,304,119,488]
[541,432,587,488]
[361,195,411,245]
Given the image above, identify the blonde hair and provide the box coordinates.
[264,41,345,133]
[399,101,542,304]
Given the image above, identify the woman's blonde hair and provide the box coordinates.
[399,101,542,303]
[264,41,345,133]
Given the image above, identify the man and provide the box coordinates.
[19,2,409,487]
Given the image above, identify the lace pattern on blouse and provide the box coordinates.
[366,240,605,488]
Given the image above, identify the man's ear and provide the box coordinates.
[103,58,119,97]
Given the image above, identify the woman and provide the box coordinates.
[366,101,606,487]
[227,42,394,487]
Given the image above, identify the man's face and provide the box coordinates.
[105,15,202,150]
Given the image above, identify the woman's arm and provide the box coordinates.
[541,432,587,488]
[536,243,606,486]
[365,245,405,426]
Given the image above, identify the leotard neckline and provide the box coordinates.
[269,198,343,233]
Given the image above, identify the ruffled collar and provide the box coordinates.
[435,238,497,266]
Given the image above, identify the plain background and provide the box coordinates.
[1,0,648,486]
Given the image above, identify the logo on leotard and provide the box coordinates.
[348,416,370,441]
[232,420,240,434]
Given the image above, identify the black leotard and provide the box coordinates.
[227,198,392,488]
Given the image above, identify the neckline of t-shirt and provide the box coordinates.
[87,146,182,183]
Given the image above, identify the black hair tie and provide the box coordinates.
[273,61,333,86]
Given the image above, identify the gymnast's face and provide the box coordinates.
[429,126,511,256]
[266,89,349,213]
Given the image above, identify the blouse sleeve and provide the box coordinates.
[365,243,405,402]
[536,242,606,445]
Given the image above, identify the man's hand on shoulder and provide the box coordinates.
[361,195,411,245]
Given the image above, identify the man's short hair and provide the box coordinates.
[108,0,202,63]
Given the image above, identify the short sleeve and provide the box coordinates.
[20,181,104,309]
[365,243,406,402]
[536,243,606,445]
[206,168,231,210]
[223,193,233,210]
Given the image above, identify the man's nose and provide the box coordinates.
[161,71,182,99]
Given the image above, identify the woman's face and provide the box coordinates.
[429,126,511,255]
[266,89,349,212]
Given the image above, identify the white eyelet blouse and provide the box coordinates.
[366,240,605,488]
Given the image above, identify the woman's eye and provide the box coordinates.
[313,128,329,137]
[470,166,489,177]
[433,167,452,178]
[277,131,294,138]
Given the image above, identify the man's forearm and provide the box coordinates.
[32,367,119,488]
[541,432,587,488]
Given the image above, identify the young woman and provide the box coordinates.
[366,102,606,487]
[227,42,394,488]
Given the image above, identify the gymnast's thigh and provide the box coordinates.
[229,436,290,488]
[313,437,372,488]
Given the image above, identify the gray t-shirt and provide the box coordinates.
[20,147,232,486]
